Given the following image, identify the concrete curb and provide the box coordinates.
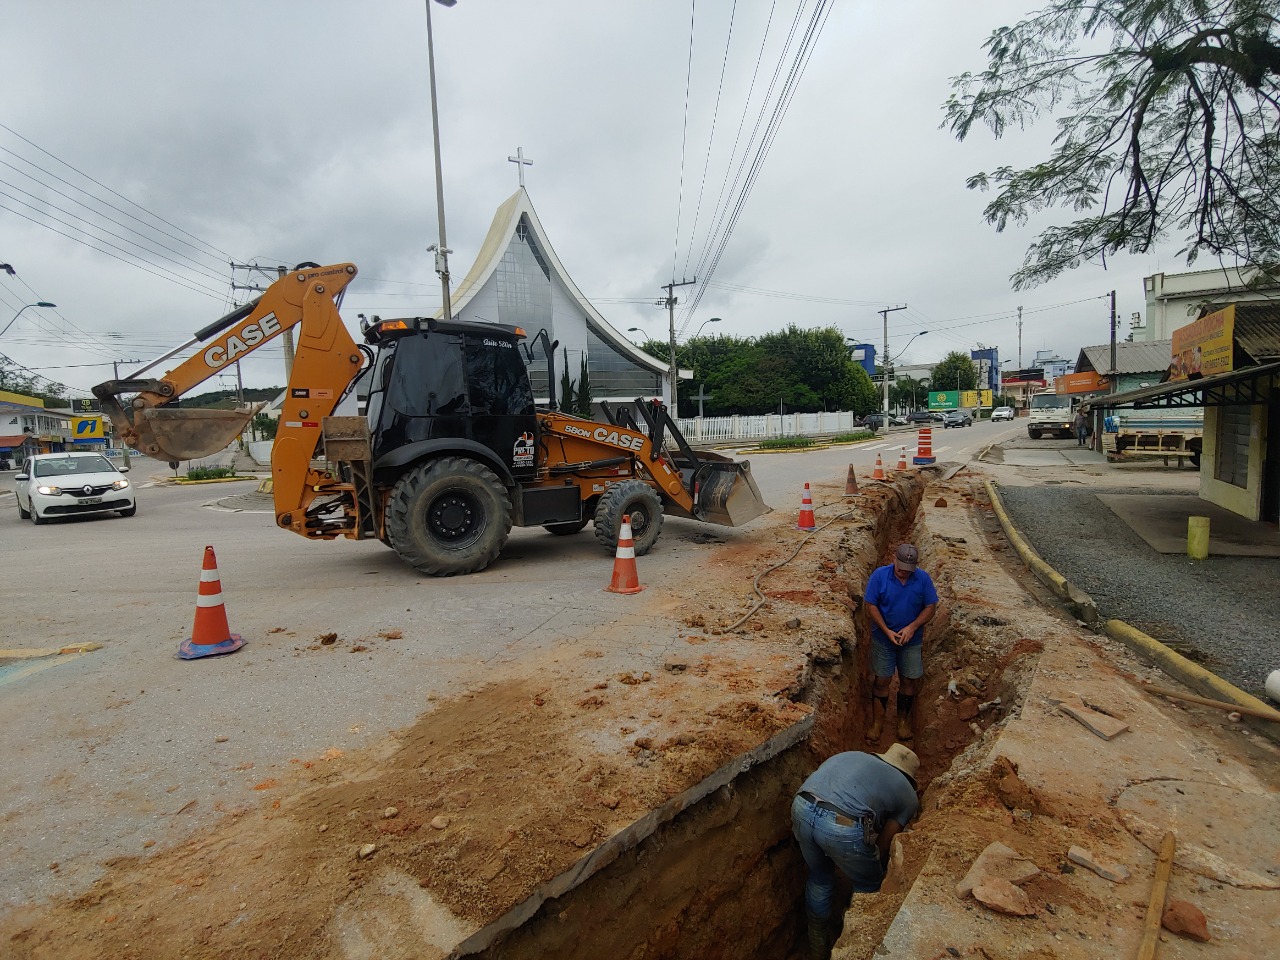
[983,479,1098,624]
[1103,619,1280,743]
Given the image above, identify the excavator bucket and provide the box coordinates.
[129,405,264,462]
[691,455,770,527]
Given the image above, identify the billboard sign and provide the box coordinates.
[929,390,992,410]
[71,416,104,440]
[1055,371,1108,394]
[1170,305,1233,382]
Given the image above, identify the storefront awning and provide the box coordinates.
[0,434,34,450]
[1089,361,1280,410]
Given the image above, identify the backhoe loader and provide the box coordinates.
[93,262,769,576]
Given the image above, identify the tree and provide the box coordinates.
[576,353,593,418]
[945,1,1280,288]
[931,352,978,394]
[559,349,576,413]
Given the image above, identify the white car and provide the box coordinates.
[990,406,1015,422]
[14,452,136,524]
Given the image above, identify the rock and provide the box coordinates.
[214,735,229,743]
[972,877,1035,916]
[934,497,948,507]
[383,806,399,819]
[785,618,801,630]
[357,843,377,860]
[430,815,450,830]
[958,697,980,721]
[1227,711,1242,722]
[1067,845,1129,883]
[663,660,688,673]
[317,824,328,833]
[956,841,1041,898]
[1162,899,1211,942]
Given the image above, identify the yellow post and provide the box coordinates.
[1187,515,1210,560]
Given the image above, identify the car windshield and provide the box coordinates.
[33,456,115,478]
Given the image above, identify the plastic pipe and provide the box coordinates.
[1187,515,1210,560]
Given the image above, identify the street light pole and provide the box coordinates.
[425,0,457,321]
[691,316,721,340]
[0,302,57,340]
[878,305,907,432]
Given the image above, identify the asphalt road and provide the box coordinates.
[0,422,1016,907]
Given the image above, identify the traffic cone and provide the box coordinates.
[872,453,886,481]
[605,515,646,594]
[912,427,936,465]
[896,448,908,472]
[178,545,245,659]
[796,483,816,530]
[844,464,859,496]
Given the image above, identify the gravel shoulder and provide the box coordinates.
[988,459,1280,697]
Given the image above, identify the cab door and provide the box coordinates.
[463,335,538,482]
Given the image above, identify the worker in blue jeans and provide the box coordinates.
[864,543,938,743]
[792,745,920,959]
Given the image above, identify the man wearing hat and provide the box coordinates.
[792,745,921,958]
[863,543,938,743]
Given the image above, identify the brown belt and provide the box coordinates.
[799,791,866,829]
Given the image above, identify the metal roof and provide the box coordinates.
[1088,360,1280,409]
[1075,339,1172,374]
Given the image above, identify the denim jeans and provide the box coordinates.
[791,794,883,917]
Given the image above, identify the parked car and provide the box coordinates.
[942,409,973,428]
[14,452,136,524]
[990,406,1015,422]
[861,414,886,430]
[906,411,933,424]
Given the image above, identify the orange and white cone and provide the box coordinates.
[896,447,908,472]
[796,483,816,530]
[872,454,886,481]
[913,427,936,465]
[844,464,859,496]
[178,545,245,659]
[605,515,645,594]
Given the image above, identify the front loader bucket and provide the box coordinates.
[692,457,770,527]
[133,405,265,462]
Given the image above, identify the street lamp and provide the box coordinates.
[425,0,457,320]
[691,316,721,340]
[627,327,645,343]
[0,302,56,340]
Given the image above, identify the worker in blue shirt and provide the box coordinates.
[864,543,938,743]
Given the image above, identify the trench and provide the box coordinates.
[467,474,1046,960]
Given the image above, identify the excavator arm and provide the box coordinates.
[93,262,366,536]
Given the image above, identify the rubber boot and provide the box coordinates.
[866,698,885,744]
[806,910,829,960]
[897,709,913,742]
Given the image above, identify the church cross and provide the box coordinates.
[508,146,534,188]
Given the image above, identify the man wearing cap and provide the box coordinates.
[792,745,921,959]
[864,543,938,743]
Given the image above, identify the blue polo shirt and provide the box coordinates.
[864,564,938,646]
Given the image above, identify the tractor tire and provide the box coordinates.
[543,518,589,536]
[593,480,663,556]
[17,499,30,520]
[385,457,513,576]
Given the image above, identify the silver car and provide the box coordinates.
[990,406,1015,422]
[14,452,137,524]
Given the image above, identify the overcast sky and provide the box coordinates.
[2,0,1188,397]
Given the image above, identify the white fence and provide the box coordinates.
[674,410,863,443]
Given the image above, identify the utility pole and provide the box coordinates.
[879,305,907,432]
[1016,305,1023,369]
[231,262,296,382]
[112,358,142,380]
[1109,290,1117,385]
[662,278,696,412]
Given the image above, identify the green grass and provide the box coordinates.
[185,466,236,481]
[829,430,876,443]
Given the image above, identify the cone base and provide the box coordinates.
[178,635,245,660]
[797,522,816,530]
[912,456,936,465]
[604,582,646,595]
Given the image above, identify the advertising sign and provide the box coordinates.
[1055,371,1108,394]
[71,416,104,440]
[927,390,956,411]
[958,390,993,408]
[1170,305,1234,381]
[68,397,103,414]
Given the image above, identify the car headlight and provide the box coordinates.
[37,484,61,495]
[111,479,130,490]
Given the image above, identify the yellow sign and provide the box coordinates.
[1171,305,1233,382]
[72,416,104,439]
[957,390,993,407]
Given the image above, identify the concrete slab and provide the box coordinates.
[1097,493,1280,557]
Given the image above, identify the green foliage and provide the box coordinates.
[945,0,1280,286]
[252,413,278,441]
[830,430,876,443]
[185,466,235,481]
[559,349,576,413]
[576,353,593,417]
[758,436,816,450]
[931,352,979,393]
